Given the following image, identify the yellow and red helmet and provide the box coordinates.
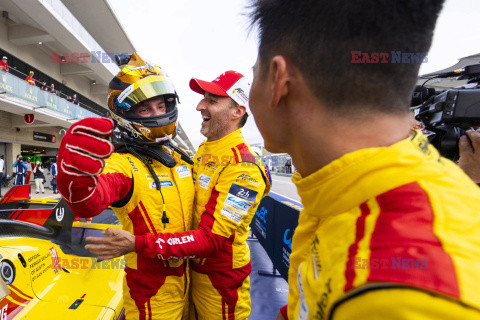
[107,53,178,142]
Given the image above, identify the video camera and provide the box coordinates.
[412,63,480,161]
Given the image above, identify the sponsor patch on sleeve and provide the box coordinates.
[220,206,245,224]
[236,174,260,186]
[229,183,257,202]
[150,181,174,188]
[176,165,192,178]
[146,173,170,180]
[224,194,252,214]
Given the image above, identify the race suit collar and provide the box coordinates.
[292,130,447,218]
[203,129,244,153]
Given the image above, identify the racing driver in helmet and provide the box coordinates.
[57,53,195,319]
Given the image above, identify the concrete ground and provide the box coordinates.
[0,180,62,200]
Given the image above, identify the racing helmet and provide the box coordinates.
[107,53,178,142]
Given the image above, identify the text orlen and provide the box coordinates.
[351,51,428,64]
[167,235,194,245]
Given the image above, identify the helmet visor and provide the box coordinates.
[116,75,176,112]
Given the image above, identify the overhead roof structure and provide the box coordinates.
[417,53,480,90]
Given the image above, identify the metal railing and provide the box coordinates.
[0,69,99,120]
[8,68,102,116]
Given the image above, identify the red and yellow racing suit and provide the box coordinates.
[68,151,195,320]
[283,130,480,319]
[136,129,271,320]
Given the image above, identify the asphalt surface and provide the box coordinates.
[270,173,301,202]
[1,181,61,200]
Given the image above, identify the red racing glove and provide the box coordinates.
[57,117,114,204]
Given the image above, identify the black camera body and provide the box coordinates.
[420,89,480,128]
[413,64,480,161]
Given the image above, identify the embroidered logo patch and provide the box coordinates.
[229,183,257,202]
[224,194,252,214]
[176,165,191,178]
[198,174,211,189]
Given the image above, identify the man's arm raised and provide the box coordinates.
[57,117,115,217]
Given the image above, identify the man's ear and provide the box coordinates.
[231,105,246,121]
[269,55,289,110]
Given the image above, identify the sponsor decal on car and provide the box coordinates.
[50,247,59,268]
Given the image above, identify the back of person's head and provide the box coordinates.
[250,0,445,116]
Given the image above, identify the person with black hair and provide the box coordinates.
[49,83,56,95]
[248,0,480,319]
[72,93,79,105]
[50,158,57,194]
[25,158,33,185]
[12,155,27,186]
[33,161,45,194]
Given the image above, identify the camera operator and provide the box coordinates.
[458,129,480,183]
[12,155,27,186]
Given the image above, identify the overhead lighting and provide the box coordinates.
[38,41,42,45]
[91,80,96,85]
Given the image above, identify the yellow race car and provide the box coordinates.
[0,185,125,320]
